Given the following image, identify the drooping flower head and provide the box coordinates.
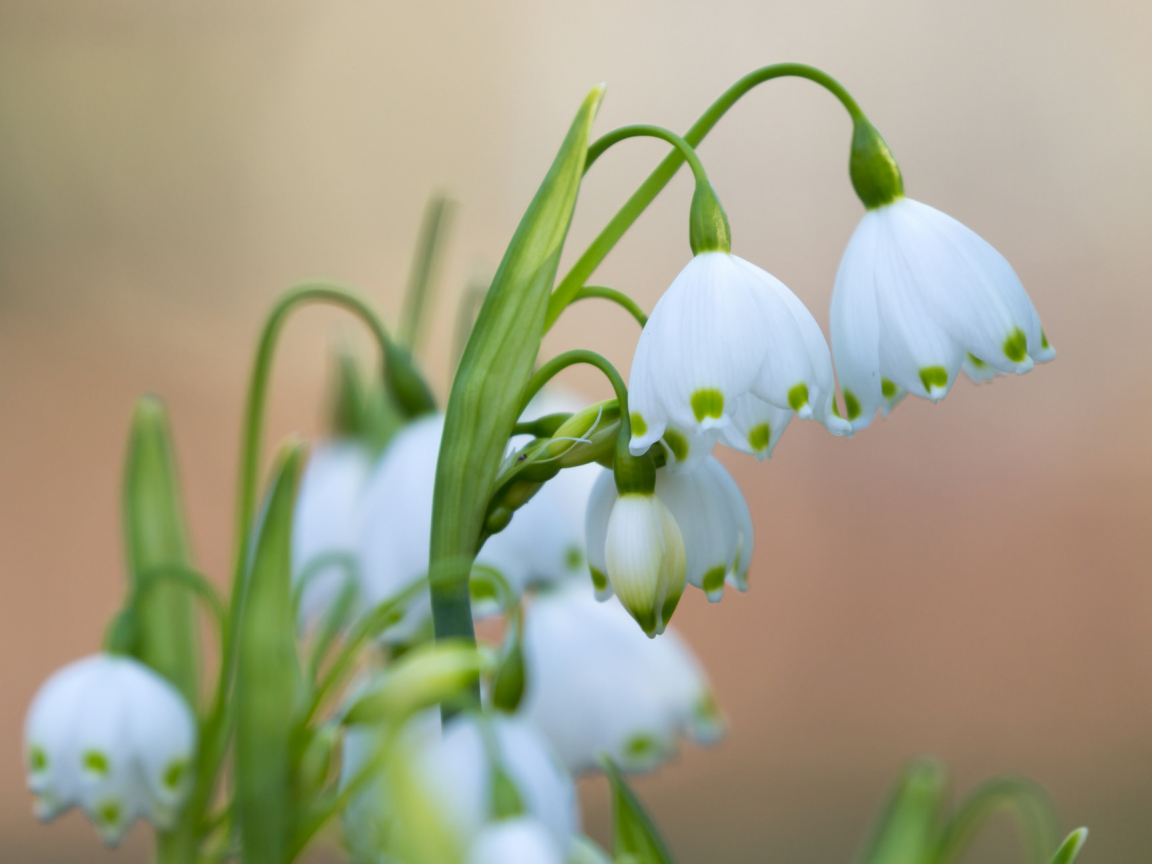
[23,654,197,845]
[518,580,723,774]
[831,118,1054,431]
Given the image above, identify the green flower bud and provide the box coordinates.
[849,117,904,209]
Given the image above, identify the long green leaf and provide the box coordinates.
[859,759,948,864]
[602,757,675,864]
[428,85,604,651]
[234,442,307,864]
[934,777,1058,864]
[122,395,199,704]
[1049,829,1088,864]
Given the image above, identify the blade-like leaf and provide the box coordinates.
[234,442,307,864]
[122,395,199,704]
[935,777,1058,864]
[859,759,948,864]
[602,757,675,864]
[1049,829,1088,864]
[429,84,604,649]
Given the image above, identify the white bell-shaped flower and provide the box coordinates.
[830,197,1055,432]
[587,456,752,605]
[23,654,197,846]
[467,817,565,864]
[597,488,687,637]
[628,251,849,459]
[518,580,723,774]
[293,441,374,625]
[416,714,580,856]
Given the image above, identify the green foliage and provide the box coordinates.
[1048,829,1088,864]
[122,395,199,705]
[234,443,307,864]
[602,757,675,864]
[859,759,948,864]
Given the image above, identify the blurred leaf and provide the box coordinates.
[344,640,482,725]
[400,193,456,351]
[859,758,948,864]
[1048,829,1088,864]
[234,442,307,864]
[602,757,675,864]
[935,777,1058,864]
[122,394,199,705]
[491,638,525,712]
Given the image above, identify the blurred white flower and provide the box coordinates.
[23,654,197,846]
[466,817,565,864]
[830,197,1055,432]
[587,456,752,605]
[628,251,849,460]
[416,714,580,856]
[518,580,723,774]
[292,441,374,625]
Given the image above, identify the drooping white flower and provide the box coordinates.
[23,654,197,846]
[628,251,849,459]
[518,580,723,775]
[830,197,1055,432]
[596,487,687,637]
[415,714,580,856]
[466,817,565,864]
[293,441,374,625]
[587,456,752,605]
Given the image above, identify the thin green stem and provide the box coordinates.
[544,62,865,330]
[135,565,226,643]
[571,285,647,327]
[399,194,454,351]
[586,124,711,185]
[519,349,629,421]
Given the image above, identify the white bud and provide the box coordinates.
[603,492,687,637]
[23,654,196,846]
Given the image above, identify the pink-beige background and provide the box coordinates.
[1,1,1150,861]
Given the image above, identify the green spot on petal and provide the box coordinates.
[919,366,948,393]
[660,591,682,628]
[98,799,121,826]
[1041,329,1050,350]
[702,566,726,594]
[881,378,897,399]
[663,428,688,462]
[564,545,583,571]
[843,388,861,421]
[590,566,609,592]
[690,389,724,423]
[83,751,109,776]
[633,606,658,636]
[29,746,47,772]
[1003,327,1028,363]
[967,352,988,369]
[831,398,842,418]
[747,423,771,452]
[623,733,661,760]
[630,412,647,437]
[163,760,188,791]
[787,383,809,412]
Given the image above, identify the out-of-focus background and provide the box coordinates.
[2,1,1150,861]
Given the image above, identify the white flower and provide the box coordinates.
[830,197,1055,432]
[293,441,374,625]
[596,488,687,637]
[23,654,197,846]
[467,817,565,864]
[518,580,723,774]
[416,714,580,856]
[628,251,849,459]
[587,456,752,605]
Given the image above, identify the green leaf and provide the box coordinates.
[859,758,948,864]
[428,85,604,650]
[602,757,675,864]
[234,442,307,864]
[343,640,483,725]
[400,192,456,351]
[1049,829,1088,864]
[935,777,1058,864]
[122,395,199,705]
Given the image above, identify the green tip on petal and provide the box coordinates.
[881,378,898,400]
[842,388,862,421]
[702,565,726,595]
[787,383,809,412]
[747,423,771,453]
[623,733,663,763]
[83,751,110,776]
[967,352,988,369]
[662,428,689,462]
[690,389,724,424]
[1041,329,1050,350]
[590,567,609,592]
[629,412,647,438]
[29,746,48,772]
[1003,327,1028,364]
[918,366,948,395]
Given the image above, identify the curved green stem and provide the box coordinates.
[519,349,629,423]
[545,63,865,330]
[586,124,712,185]
[136,565,227,642]
[935,777,1059,864]
[571,285,648,328]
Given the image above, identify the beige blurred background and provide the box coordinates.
[2,0,1150,861]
